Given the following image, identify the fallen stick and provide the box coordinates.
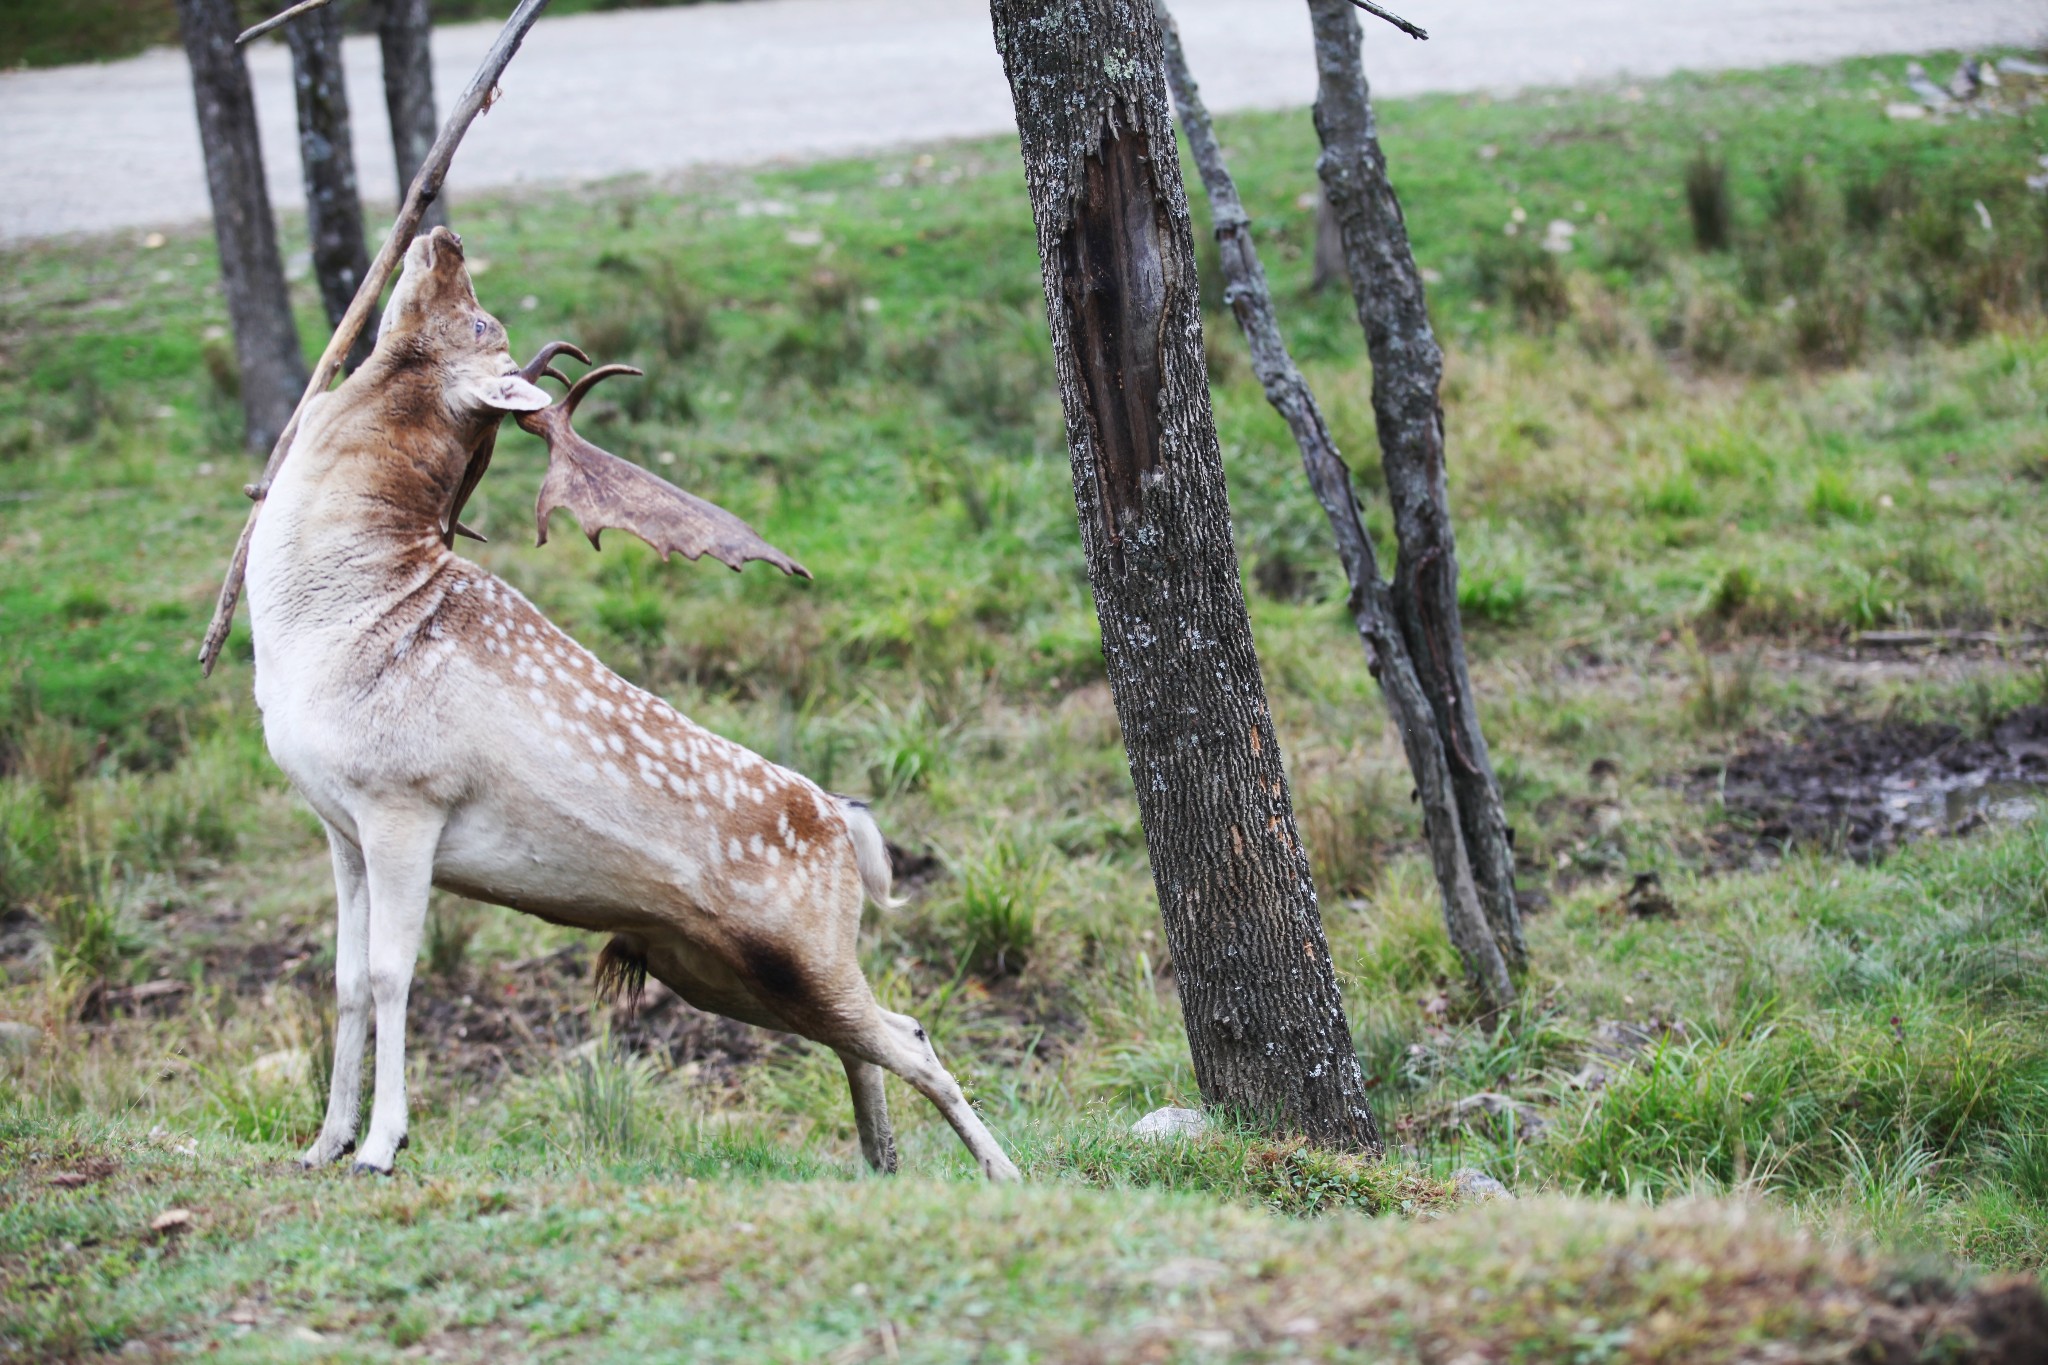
[199,0,554,676]
[1857,630,2048,649]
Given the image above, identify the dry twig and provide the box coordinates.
[236,0,341,46]
[1345,0,1427,41]
[199,0,555,675]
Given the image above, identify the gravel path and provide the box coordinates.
[1,0,2040,243]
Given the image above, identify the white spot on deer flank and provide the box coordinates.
[728,837,744,862]
[604,762,628,788]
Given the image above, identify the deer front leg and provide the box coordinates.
[352,807,443,1175]
[302,823,370,1166]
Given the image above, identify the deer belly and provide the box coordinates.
[430,796,709,931]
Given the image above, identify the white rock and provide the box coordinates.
[1131,1106,1207,1141]
[243,1048,308,1089]
[1451,1167,1514,1202]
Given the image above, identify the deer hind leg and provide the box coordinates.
[352,807,443,1175]
[841,1008,1019,1182]
[837,1052,898,1174]
[301,822,370,1167]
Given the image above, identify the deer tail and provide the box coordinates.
[835,796,903,909]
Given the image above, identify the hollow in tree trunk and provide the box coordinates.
[377,0,448,233]
[285,0,376,369]
[1307,0,1525,975]
[1156,0,1513,1010]
[989,0,1380,1150]
[177,0,308,454]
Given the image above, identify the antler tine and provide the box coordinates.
[561,364,644,419]
[517,340,592,385]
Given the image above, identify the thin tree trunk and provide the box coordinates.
[1306,0,1525,974]
[990,0,1380,1151]
[285,0,376,368]
[377,0,448,233]
[1156,3,1513,1010]
[177,0,308,454]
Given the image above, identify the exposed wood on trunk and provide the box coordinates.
[990,0,1380,1151]
[377,0,448,233]
[1157,1,1512,1010]
[177,0,308,453]
[1310,190,1347,293]
[285,1,376,368]
[1307,0,1526,975]
[200,0,556,676]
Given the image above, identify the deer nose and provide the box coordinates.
[428,224,464,259]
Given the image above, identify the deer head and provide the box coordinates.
[377,226,553,420]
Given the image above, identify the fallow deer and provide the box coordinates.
[246,225,1018,1180]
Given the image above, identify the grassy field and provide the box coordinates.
[3,50,2048,1361]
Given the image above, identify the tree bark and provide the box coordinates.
[285,0,376,369]
[177,0,308,454]
[990,0,1380,1151]
[1306,0,1525,974]
[377,0,448,233]
[1157,3,1513,1009]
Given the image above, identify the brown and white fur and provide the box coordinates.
[246,226,1017,1180]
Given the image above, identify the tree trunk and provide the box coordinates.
[1157,2,1513,1009]
[177,0,308,454]
[989,0,1380,1151]
[285,0,376,369]
[1306,0,1525,975]
[377,0,448,233]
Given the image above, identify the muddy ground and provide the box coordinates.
[1700,703,2048,862]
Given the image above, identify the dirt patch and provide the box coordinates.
[1697,705,2048,862]
[404,945,772,1084]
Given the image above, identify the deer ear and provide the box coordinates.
[462,372,553,414]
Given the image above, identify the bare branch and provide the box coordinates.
[1345,0,1427,41]
[200,0,557,676]
[237,0,340,46]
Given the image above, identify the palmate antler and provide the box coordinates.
[500,343,809,578]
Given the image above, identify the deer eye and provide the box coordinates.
[472,317,488,339]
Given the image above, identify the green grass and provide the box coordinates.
[4,51,2048,1359]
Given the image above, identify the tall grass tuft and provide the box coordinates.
[1685,152,1731,251]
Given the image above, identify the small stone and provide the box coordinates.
[1452,1168,1513,1202]
[0,1020,40,1056]
[1132,1106,1207,1141]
